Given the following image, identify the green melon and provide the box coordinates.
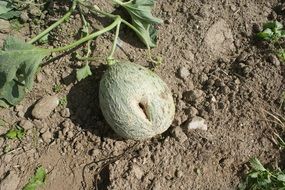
[99,62,175,140]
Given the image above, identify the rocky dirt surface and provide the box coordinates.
[0,0,285,189]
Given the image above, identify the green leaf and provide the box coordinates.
[277,50,285,62]
[250,158,266,172]
[76,63,92,81]
[257,21,285,41]
[249,172,260,178]
[5,125,24,139]
[0,1,12,15]
[38,34,49,44]
[0,37,49,107]
[114,0,163,48]
[277,174,285,182]
[23,166,47,190]
[257,28,274,40]
[0,1,20,20]
[0,10,20,20]
[264,21,283,30]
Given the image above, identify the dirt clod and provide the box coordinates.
[0,170,20,190]
[171,126,188,143]
[41,130,53,144]
[32,95,59,119]
[19,120,34,130]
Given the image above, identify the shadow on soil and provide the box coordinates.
[65,64,123,141]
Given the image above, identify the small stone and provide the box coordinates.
[172,127,188,143]
[175,170,183,178]
[67,131,74,139]
[132,165,144,179]
[32,95,59,119]
[36,72,43,83]
[185,106,198,118]
[0,170,20,190]
[17,111,25,118]
[183,90,204,103]
[20,11,29,22]
[89,149,100,157]
[198,73,208,84]
[267,54,280,66]
[178,67,190,80]
[41,130,53,144]
[187,116,208,131]
[60,108,71,118]
[152,181,161,190]
[15,105,24,112]
[19,120,34,130]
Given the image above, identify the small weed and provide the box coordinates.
[5,125,25,139]
[10,19,22,31]
[257,21,285,62]
[257,21,285,41]
[59,96,67,107]
[23,166,47,190]
[239,158,285,190]
[52,84,63,93]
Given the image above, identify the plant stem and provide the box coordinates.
[78,6,92,59]
[78,1,150,50]
[77,0,116,19]
[107,21,121,65]
[28,0,77,44]
[50,17,122,53]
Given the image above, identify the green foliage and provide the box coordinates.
[278,49,285,62]
[5,125,24,139]
[76,63,92,81]
[59,96,67,107]
[0,1,20,20]
[38,34,49,44]
[23,166,47,190]
[239,158,285,190]
[0,0,163,108]
[257,21,285,41]
[52,84,63,93]
[113,0,163,47]
[10,19,22,31]
[0,37,49,107]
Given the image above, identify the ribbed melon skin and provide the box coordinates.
[99,62,175,140]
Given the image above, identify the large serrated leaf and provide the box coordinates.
[0,37,49,107]
[114,0,163,48]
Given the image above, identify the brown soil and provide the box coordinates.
[1,0,285,190]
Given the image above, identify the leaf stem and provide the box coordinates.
[107,21,121,65]
[28,0,77,44]
[50,17,122,53]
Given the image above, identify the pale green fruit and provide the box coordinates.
[99,62,175,140]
